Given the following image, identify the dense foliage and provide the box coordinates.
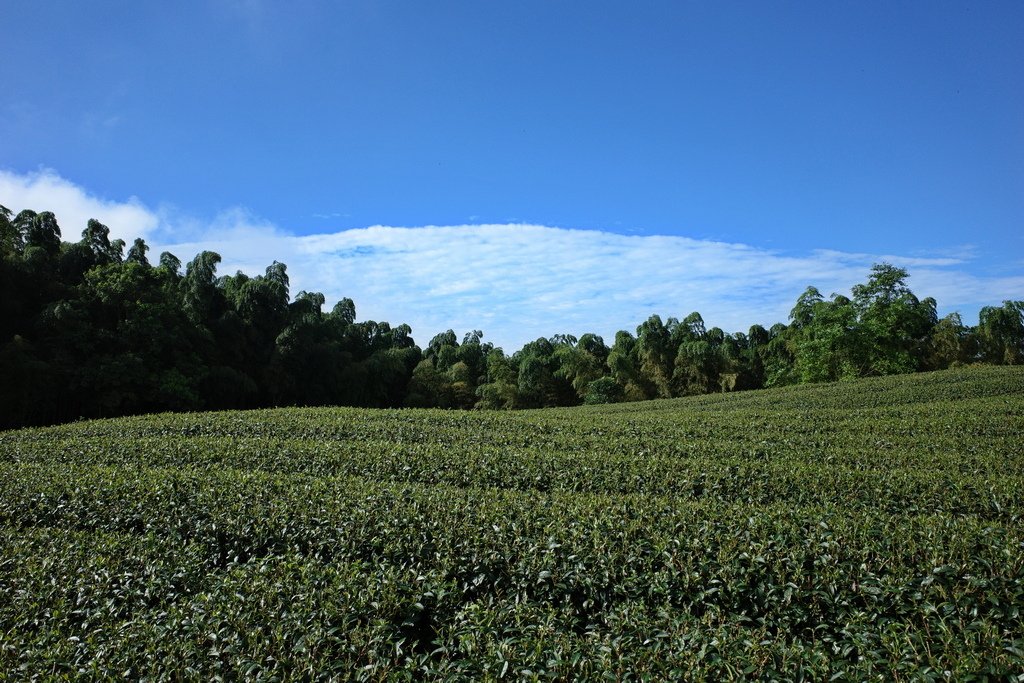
[3,204,1023,429]
[1,366,1022,679]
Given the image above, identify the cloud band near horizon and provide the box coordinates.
[3,168,1022,350]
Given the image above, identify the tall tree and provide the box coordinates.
[924,313,971,370]
[24,211,63,257]
[182,251,223,325]
[555,332,609,400]
[977,301,1024,365]
[636,315,674,398]
[789,293,861,382]
[607,330,647,401]
[0,205,20,255]
[126,238,151,267]
[851,263,936,375]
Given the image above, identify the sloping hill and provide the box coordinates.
[1,366,1022,679]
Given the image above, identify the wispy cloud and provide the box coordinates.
[2,169,1021,350]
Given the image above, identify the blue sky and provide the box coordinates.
[2,1,1022,349]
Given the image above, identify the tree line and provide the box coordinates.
[2,204,1022,429]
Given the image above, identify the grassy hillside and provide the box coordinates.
[1,366,1022,680]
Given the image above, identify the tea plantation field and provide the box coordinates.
[2,366,1023,680]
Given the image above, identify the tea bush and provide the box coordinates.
[1,366,1022,680]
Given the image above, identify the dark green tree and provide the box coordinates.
[126,238,151,267]
[851,264,937,375]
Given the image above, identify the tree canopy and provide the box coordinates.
[1,203,1021,429]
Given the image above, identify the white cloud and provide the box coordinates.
[3,169,1022,350]
[0,168,158,244]
[228,225,1024,349]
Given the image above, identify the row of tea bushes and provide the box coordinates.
[1,365,1022,679]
